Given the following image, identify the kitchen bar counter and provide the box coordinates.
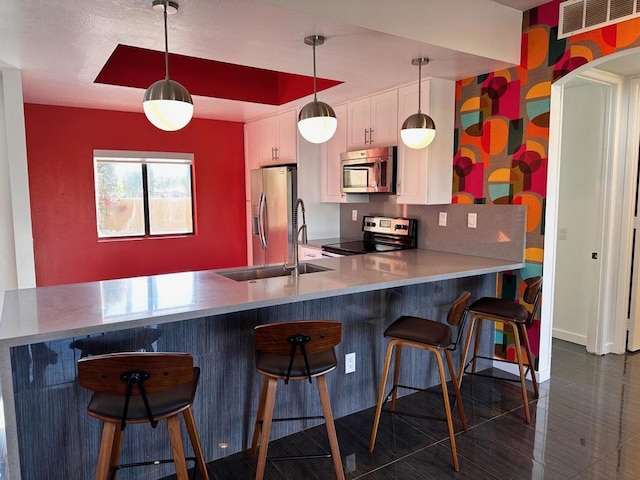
[0,249,523,480]
[0,249,523,346]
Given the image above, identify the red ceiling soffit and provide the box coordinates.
[95,44,343,106]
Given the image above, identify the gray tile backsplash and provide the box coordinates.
[340,196,526,262]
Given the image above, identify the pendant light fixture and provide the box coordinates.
[401,58,436,149]
[297,35,337,144]
[143,0,193,132]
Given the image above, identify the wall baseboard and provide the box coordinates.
[552,329,587,347]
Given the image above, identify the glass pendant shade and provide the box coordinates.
[143,79,194,131]
[298,100,337,144]
[401,112,436,149]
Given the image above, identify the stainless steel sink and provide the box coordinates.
[218,263,333,282]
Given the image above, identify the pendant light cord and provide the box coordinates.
[312,41,318,102]
[163,0,170,81]
[417,60,422,114]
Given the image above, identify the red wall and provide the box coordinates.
[24,104,247,286]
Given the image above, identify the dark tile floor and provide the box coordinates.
[162,339,640,480]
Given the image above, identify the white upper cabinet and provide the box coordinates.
[347,90,398,150]
[396,78,455,205]
[320,104,368,203]
[244,121,261,200]
[259,109,297,165]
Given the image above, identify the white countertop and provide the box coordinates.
[0,249,524,346]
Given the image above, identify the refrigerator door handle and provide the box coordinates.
[258,192,267,249]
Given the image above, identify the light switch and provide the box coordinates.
[352,209,358,221]
[468,213,477,229]
[439,212,447,226]
[558,227,568,240]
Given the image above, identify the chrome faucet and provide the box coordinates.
[285,198,307,277]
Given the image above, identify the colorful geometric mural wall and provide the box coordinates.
[454,0,640,365]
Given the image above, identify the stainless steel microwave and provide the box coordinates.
[340,146,397,194]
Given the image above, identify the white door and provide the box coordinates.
[627,78,640,351]
[552,80,607,346]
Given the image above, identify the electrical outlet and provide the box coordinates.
[352,209,358,221]
[439,212,447,226]
[345,352,356,374]
[467,212,477,229]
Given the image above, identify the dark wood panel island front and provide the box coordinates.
[0,250,524,480]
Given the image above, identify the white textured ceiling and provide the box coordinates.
[0,0,548,123]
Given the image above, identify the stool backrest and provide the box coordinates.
[523,276,543,324]
[77,352,194,396]
[448,291,471,349]
[254,321,342,355]
[446,291,471,327]
[254,321,341,383]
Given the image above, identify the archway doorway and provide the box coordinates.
[542,48,640,379]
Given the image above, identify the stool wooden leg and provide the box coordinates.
[317,375,345,480]
[519,323,539,398]
[510,322,531,424]
[250,378,269,458]
[109,423,122,480]
[390,344,403,411]
[444,349,467,431]
[458,316,477,388]
[434,350,460,472]
[470,317,484,381]
[167,414,189,480]
[369,341,396,453]
[183,407,210,480]
[255,377,277,480]
[95,422,119,480]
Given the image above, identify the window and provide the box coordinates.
[94,150,194,238]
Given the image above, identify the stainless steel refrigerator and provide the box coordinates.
[250,165,297,266]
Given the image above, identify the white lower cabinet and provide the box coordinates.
[396,78,455,205]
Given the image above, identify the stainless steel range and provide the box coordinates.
[322,216,418,256]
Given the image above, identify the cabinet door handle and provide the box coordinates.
[364,128,369,144]
[271,147,275,161]
[274,146,279,161]
[370,127,374,144]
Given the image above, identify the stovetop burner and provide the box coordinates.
[322,216,418,256]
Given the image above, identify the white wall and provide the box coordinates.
[553,81,607,345]
[0,67,35,312]
[296,138,340,240]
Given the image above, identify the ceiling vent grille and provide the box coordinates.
[559,0,640,38]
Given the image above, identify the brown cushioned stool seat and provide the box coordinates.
[77,352,210,480]
[87,369,198,421]
[369,291,471,472]
[458,276,542,424]
[385,316,452,347]
[256,350,337,379]
[467,297,530,323]
[250,321,345,480]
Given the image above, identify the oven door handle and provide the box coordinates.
[258,192,267,249]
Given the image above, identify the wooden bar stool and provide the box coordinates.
[369,291,471,471]
[458,276,543,424]
[250,321,345,480]
[77,352,210,480]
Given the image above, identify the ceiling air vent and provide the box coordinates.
[559,0,640,38]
